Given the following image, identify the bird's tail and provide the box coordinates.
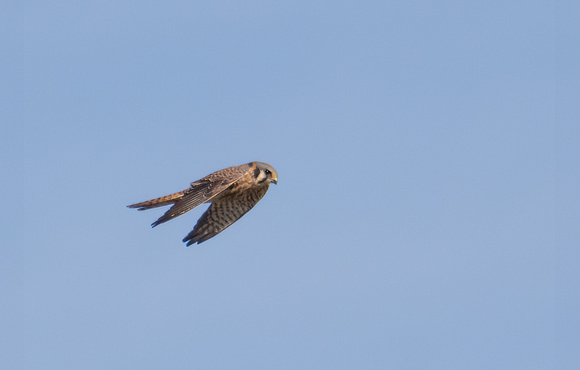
[127,190,187,211]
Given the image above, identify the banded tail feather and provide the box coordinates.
[127,190,187,211]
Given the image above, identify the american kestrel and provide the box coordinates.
[128,162,278,245]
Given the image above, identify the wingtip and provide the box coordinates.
[183,233,211,246]
[151,215,171,228]
[183,234,202,246]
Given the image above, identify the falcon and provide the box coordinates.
[128,162,278,245]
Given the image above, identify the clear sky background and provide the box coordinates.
[1,1,577,369]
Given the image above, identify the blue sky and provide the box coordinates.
[1,1,577,368]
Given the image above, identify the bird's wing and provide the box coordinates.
[182,185,269,245]
[151,164,251,227]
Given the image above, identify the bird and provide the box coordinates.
[127,162,278,246]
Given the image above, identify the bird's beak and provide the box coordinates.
[272,179,278,185]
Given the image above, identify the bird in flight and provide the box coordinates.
[128,162,278,246]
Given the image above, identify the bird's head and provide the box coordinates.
[253,162,278,185]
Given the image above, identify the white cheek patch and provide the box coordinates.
[256,171,269,184]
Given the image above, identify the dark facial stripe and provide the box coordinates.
[253,168,261,179]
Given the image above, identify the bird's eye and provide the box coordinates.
[265,169,271,175]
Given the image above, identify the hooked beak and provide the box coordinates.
[271,179,277,185]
